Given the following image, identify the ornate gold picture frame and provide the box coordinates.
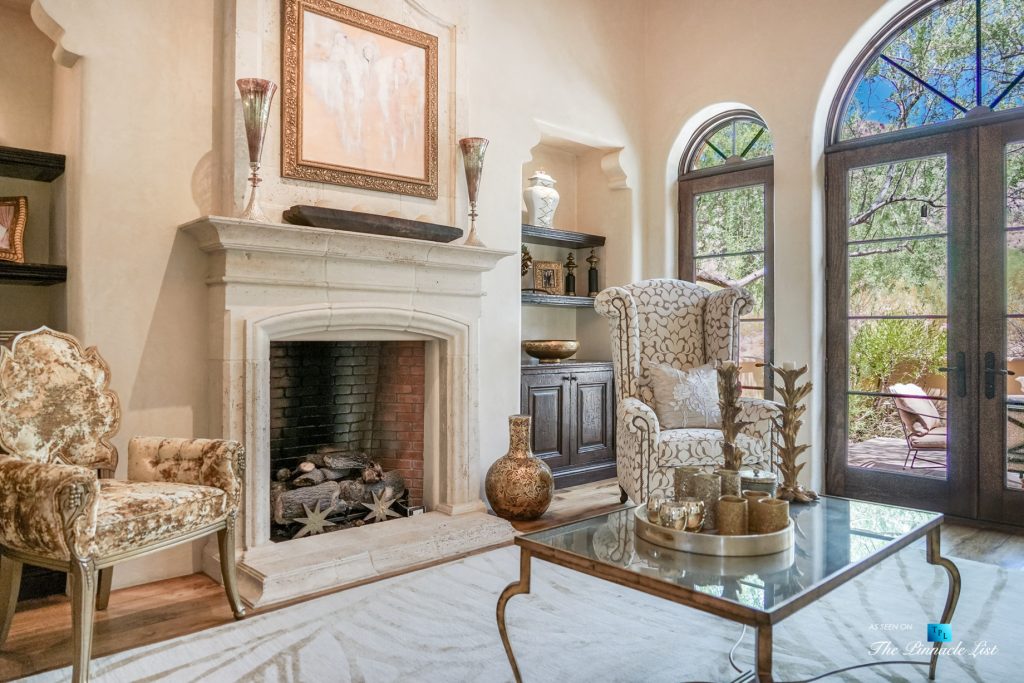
[281,0,439,198]
[0,196,27,263]
[533,261,564,295]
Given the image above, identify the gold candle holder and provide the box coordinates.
[659,497,705,532]
[647,493,668,523]
[673,466,702,499]
[717,495,748,536]
[750,497,790,534]
[692,472,722,530]
[766,363,819,503]
[715,468,741,497]
[742,490,770,504]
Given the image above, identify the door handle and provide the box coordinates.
[984,351,1016,399]
[939,351,966,398]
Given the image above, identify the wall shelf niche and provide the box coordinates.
[521,224,605,249]
[0,262,67,286]
[521,292,595,308]
[0,145,66,183]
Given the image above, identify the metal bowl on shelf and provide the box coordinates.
[522,340,579,364]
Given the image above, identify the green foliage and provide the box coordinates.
[694,185,766,314]
[842,0,1024,139]
[848,319,948,442]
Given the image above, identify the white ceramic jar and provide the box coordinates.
[523,171,559,228]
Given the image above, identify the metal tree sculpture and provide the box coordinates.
[770,364,819,503]
[716,361,750,471]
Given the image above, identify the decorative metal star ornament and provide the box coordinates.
[293,501,336,538]
[361,489,402,523]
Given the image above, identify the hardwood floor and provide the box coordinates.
[2,478,1022,681]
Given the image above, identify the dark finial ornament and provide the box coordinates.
[587,249,600,297]
[564,252,577,296]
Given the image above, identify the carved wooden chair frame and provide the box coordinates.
[0,328,246,682]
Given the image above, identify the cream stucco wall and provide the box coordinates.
[640,0,912,491]
[13,0,924,588]
[0,2,54,151]
[29,0,226,587]
[24,0,643,588]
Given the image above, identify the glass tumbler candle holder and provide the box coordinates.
[658,500,687,530]
[647,493,669,523]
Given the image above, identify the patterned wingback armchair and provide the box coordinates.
[595,279,779,503]
[0,328,246,683]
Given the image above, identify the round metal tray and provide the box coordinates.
[634,537,795,576]
[634,505,793,557]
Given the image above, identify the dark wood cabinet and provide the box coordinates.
[521,361,615,488]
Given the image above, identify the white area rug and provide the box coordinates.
[24,545,1019,682]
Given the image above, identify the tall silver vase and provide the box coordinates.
[458,137,488,247]
[237,78,277,223]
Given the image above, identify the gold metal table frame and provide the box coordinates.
[497,516,959,683]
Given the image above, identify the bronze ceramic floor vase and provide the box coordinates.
[485,415,554,521]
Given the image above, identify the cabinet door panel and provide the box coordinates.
[521,371,571,469]
[571,370,613,466]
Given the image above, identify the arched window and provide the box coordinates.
[825,0,1024,523]
[832,0,1024,142]
[679,111,774,397]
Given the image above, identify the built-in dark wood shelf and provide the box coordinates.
[521,224,606,249]
[0,262,67,286]
[521,292,596,308]
[0,146,66,182]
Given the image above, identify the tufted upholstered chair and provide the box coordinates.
[595,279,779,504]
[0,328,246,682]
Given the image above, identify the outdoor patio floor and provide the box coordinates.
[848,437,1024,490]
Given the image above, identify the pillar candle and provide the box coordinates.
[715,468,741,497]
[717,495,748,536]
[692,472,722,530]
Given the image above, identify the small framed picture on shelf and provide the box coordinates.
[0,196,27,263]
[532,260,563,295]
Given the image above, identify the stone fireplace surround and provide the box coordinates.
[181,216,516,607]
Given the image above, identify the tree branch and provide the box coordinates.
[697,267,765,289]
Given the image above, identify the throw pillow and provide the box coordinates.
[889,383,942,435]
[649,362,722,429]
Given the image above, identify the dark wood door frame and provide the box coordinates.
[825,129,978,518]
[978,118,1024,523]
[678,163,775,395]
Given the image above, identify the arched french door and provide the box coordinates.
[825,0,1024,524]
[678,111,775,398]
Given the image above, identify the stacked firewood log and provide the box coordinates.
[269,447,406,528]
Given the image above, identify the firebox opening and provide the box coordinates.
[268,340,426,543]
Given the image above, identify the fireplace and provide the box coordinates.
[269,340,426,542]
[183,215,515,607]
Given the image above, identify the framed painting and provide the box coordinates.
[0,196,27,263]
[282,0,439,198]
[532,261,564,295]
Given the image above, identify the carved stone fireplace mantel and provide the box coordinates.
[181,215,515,607]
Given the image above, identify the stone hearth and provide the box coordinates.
[181,216,515,607]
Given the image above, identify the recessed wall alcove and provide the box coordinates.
[520,121,631,364]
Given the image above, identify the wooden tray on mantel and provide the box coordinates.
[283,205,463,243]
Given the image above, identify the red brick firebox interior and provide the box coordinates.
[269,340,425,506]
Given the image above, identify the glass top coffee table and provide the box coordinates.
[496,496,960,683]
